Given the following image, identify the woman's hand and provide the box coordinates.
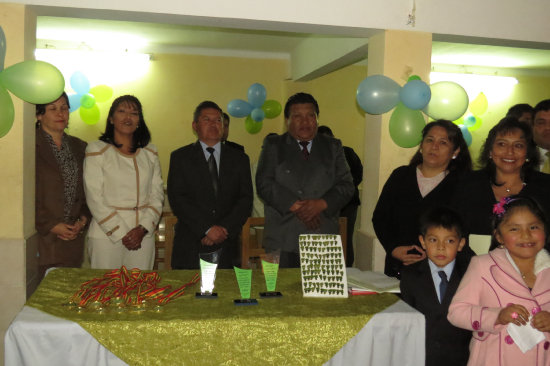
[122,226,146,251]
[496,304,530,326]
[391,245,426,265]
[50,223,79,241]
[532,311,550,332]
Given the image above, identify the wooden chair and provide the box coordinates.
[240,217,266,268]
[154,213,177,270]
[240,216,348,268]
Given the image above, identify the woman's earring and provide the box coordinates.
[452,155,456,160]
[136,124,139,129]
[489,153,492,159]
[526,158,530,162]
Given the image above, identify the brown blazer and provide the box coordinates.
[35,128,90,267]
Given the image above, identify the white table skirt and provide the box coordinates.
[5,300,424,366]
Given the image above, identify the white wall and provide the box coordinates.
[5,0,550,45]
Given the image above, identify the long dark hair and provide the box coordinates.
[490,195,549,250]
[100,95,151,152]
[409,119,472,174]
[478,116,539,185]
[35,92,70,129]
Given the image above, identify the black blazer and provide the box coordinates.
[452,169,550,236]
[372,165,469,277]
[400,256,472,366]
[167,141,253,269]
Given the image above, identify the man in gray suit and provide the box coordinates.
[256,92,354,267]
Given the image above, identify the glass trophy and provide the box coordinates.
[233,267,258,305]
[260,250,282,298]
[196,249,222,298]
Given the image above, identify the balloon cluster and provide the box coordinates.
[452,92,488,146]
[68,71,113,125]
[227,83,282,134]
[0,27,65,138]
[356,74,469,148]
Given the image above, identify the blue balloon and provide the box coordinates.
[356,75,401,114]
[247,83,267,108]
[399,80,431,110]
[70,71,90,95]
[250,108,265,122]
[0,26,6,71]
[227,99,252,118]
[68,94,82,112]
[459,125,472,146]
[464,115,477,127]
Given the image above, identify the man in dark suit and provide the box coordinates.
[400,206,472,366]
[222,112,245,152]
[317,125,363,267]
[167,101,253,269]
[255,92,354,267]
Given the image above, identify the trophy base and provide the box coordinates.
[195,292,218,299]
[260,291,283,298]
[234,298,258,306]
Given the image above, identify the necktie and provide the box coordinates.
[206,147,218,196]
[543,152,550,174]
[438,271,448,303]
[299,141,310,160]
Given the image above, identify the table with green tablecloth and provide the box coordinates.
[5,268,425,366]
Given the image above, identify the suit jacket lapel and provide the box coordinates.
[419,260,442,305]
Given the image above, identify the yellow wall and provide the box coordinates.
[62,52,550,180]
[64,53,367,179]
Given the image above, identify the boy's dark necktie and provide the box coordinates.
[206,147,218,196]
[438,271,448,302]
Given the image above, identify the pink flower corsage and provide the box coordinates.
[493,196,513,217]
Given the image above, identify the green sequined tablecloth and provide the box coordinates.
[27,268,399,366]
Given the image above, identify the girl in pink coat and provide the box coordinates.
[449,196,550,366]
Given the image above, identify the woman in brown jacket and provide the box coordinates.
[35,92,90,278]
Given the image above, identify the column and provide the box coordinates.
[355,30,432,271]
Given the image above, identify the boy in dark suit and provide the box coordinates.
[400,206,472,366]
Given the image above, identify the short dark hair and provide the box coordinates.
[100,95,151,153]
[419,206,466,239]
[317,125,334,137]
[35,92,70,127]
[506,104,533,119]
[478,116,539,184]
[223,112,230,124]
[490,195,549,250]
[284,92,319,119]
[193,101,223,123]
[409,119,472,174]
[534,99,550,121]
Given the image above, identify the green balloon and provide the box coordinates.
[0,86,14,138]
[80,93,96,109]
[389,102,426,148]
[261,99,282,119]
[90,85,113,103]
[244,115,263,134]
[0,60,65,104]
[423,81,469,121]
[408,75,421,81]
[80,104,100,125]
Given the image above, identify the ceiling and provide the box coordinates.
[36,16,550,78]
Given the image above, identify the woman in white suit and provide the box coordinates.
[84,95,163,270]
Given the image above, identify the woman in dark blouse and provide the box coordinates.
[372,120,473,278]
[35,92,89,278]
[453,117,550,242]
